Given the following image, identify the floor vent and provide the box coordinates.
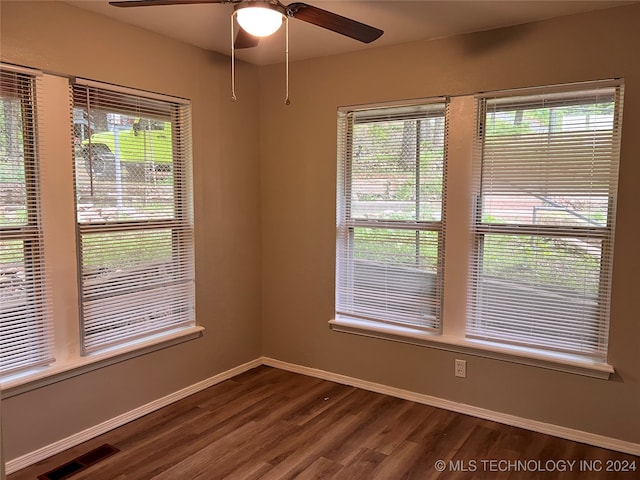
[38,444,120,480]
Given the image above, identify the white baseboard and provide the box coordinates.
[7,356,639,475]
[5,358,262,475]
[261,356,640,457]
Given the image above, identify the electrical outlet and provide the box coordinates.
[455,359,467,378]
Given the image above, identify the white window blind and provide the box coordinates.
[71,80,195,354]
[0,65,54,376]
[336,100,447,330]
[468,81,623,359]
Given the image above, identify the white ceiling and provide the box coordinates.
[63,0,636,65]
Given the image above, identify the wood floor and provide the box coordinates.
[9,366,639,479]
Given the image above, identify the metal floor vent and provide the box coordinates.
[38,444,120,480]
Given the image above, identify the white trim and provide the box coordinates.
[475,78,622,99]
[336,80,621,112]
[330,318,613,379]
[1,326,205,399]
[0,63,42,76]
[4,357,638,474]
[72,77,190,105]
[4,357,262,475]
[261,357,640,457]
[0,398,4,480]
[338,95,448,113]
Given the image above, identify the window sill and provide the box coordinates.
[329,317,613,379]
[0,326,205,399]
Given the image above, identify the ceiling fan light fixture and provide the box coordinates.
[109,0,383,105]
[236,3,285,37]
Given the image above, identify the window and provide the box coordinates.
[333,84,623,376]
[336,100,447,331]
[72,80,195,353]
[0,65,53,375]
[468,82,623,360]
[0,68,200,389]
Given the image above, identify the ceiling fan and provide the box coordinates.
[109,0,384,104]
[110,1,383,47]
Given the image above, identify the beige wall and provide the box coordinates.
[260,4,640,444]
[1,1,262,460]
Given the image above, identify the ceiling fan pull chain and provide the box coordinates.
[231,11,237,102]
[285,15,290,106]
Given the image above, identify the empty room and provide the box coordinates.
[1,1,639,478]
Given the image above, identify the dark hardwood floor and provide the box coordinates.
[9,366,639,479]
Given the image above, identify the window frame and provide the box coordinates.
[331,84,622,379]
[71,79,196,355]
[0,64,54,378]
[468,81,623,361]
[0,70,203,394]
[335,98,448,333]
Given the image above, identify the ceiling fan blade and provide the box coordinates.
[286,2,383,44]
[110,0,234,7]
[235,28,260,49]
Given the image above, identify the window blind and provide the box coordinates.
[0,65,54,376]
[468,82,623,359]
[71,80,195,354]
[336,100,447,330]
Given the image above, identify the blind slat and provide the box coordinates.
[468,82,623,360]
[336,101,447,331]
[71,82,195,354]
[0,67,55,377]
